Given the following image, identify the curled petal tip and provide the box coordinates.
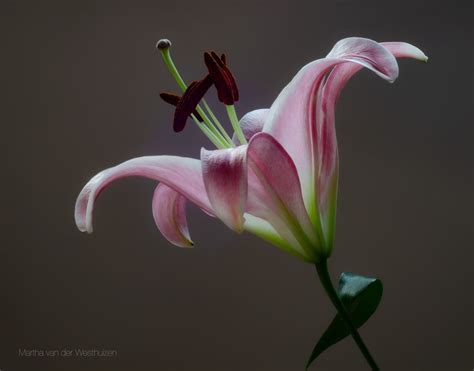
[381,41,428,63]
[75,178,100,234]
[180,239,194,248]
[76,222,93,234]
[182,236,194,248]
[328,37,400,82]
[156,39,171,50]
[413,49,429,63]
[75,222,92,234]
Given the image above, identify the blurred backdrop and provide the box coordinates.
[1,0,472,370]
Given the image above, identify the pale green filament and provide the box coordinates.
[226,105,247,145]
[202,100,233,144]
[159,48,234,149]
[193,114,225,148]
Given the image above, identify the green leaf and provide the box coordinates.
[306,272,383,370]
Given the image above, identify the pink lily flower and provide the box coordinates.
[75,37,427,263]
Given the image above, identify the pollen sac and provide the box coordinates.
[170,75,213,132]
[160,92,204,123]
[204,51,239,105]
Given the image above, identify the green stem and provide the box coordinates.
[315,260,379,370]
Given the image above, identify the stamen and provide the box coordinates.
[159,92,203,122]
[220,53,227,65]
[204,51,239,105]
[173,76,213,132]
[226,105,247,145]
[156,39,234,148]
[196,120,226,149]
[201,100,233,143]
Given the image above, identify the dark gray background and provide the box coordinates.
[1,0,472,370]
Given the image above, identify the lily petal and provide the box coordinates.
[201,146,247,232]
[246,132,321,261]
[263,37,399,216]
[316,41,428,250]
[326,37,399,82]
[243,214,312,262]
[381,42,428,62]
[232,109,269,145]
[152,183,193,248]
[75,156,212,233]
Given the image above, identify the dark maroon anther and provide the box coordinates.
[159,92,180,105]
[173,75,213,132]
[160,92,203,122]
[204,51,239,105]
[220,53,227,65]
